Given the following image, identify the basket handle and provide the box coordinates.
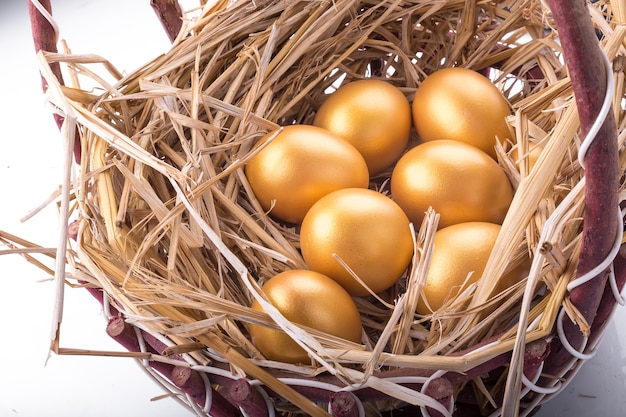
[541,0,621,373]
[502,0,624,415]
[27,0,81,163]
[150,0,184,43]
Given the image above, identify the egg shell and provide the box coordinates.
[313,79,412,175]
[390,139,513,229]
[412,67,511,158]
[249,269,363,364]
[300,188,414,296]
[245,125,369,224]
[417,222,526,314]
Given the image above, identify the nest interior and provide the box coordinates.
[35,0,626,415]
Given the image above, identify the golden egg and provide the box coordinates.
[300,188,414,296]
[390,140,513,229]
[417,222,524,314]
[249,269,362,364]
[245,125,369,224]
[412,68,511,158]
[313,79,412,175]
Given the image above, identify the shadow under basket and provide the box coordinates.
[22,0,626,416]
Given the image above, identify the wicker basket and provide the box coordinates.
[19,0,626,416]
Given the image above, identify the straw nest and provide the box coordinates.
[30,0,626,415]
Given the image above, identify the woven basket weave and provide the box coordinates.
[21,0,626,416]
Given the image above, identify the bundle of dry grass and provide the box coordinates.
[17,0,626,415]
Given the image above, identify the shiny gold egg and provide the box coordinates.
[390,140,513,229]
[300,188,414,296]
[313,79,412,175]
[245,125,369,224]
[417,222,523,314]
[412,68,511,158]
[249,269,363,364]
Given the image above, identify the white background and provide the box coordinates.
[1,1,625,416]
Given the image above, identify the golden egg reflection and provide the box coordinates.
[249,270,363,364]
[412,68,512,159]
[245,124,369,224]
[300,188,414,296]
[314,79,412,175]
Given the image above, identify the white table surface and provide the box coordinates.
[1,1,624,416]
